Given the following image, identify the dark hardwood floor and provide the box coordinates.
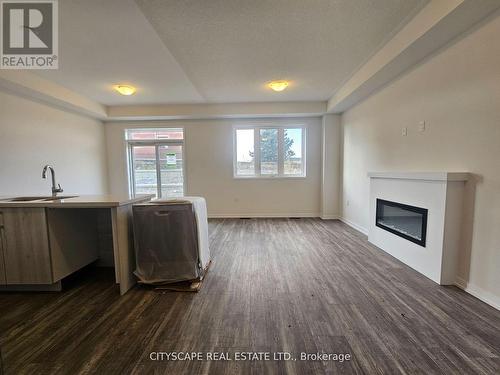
[0,219,499,374]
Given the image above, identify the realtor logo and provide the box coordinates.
[1,0,58,69]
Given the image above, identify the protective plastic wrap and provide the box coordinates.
[132,197,210,284]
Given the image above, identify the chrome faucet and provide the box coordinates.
[42,165,64,195]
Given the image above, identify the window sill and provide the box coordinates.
[233,175,307,180]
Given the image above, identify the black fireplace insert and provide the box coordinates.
[376,199,428,247]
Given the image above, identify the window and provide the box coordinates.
[234,126,305,178]
[126,128,185,199]
[235,129,255,175]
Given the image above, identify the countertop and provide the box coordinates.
[0,194,154,208]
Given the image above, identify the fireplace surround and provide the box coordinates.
[368,172,469,285]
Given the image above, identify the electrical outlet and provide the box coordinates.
[402,127,408,136]
[419,121,426,132]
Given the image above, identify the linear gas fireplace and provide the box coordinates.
[376,199,428,247]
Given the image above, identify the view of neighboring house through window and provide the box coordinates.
[126,128,184,199]
[234,126,305,177]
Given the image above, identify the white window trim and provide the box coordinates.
[233,124,306,179]
[125,128,187,198]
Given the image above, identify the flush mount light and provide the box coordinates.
[114,85,136,96]
[268,80,289,92]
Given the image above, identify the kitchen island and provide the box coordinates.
[0,194,154,295]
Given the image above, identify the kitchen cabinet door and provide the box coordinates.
[0,211,6,284]
[1,208,52,284]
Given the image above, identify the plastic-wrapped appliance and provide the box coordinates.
[132,196,210,284]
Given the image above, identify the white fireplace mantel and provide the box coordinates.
[368,171,469,285]
[367,171,469,182]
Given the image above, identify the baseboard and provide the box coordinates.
[320,214,339,220]
[339,217,369,235]
[208,212,320,219]
[454,276,468,289]
[454,278,500,311]
[0,281,62,292]
[208,212,340,220]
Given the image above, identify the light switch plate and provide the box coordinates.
[402,127,408,136]
[419,121,426,132]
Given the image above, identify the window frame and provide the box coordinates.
[233,124,306,179]
[126,128,186,198]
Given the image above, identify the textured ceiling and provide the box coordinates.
[34,0,204,105]
[36,0,428,105]
[135,0,428,103]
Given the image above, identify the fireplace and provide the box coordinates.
[369,172,469,284]
[375,199,428,247]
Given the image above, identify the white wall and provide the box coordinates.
[321,114,341,219]
[105,117,322,217]
[341,14,500,307]
[0,91,108,196]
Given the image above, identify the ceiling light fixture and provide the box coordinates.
[268,80,289,92]
[114,85,136,96]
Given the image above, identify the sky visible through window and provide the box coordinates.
[237,128,302,162]
[286,128,302,157]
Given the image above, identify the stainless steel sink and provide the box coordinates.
[1,195,78,202]
[5,196,53,202]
